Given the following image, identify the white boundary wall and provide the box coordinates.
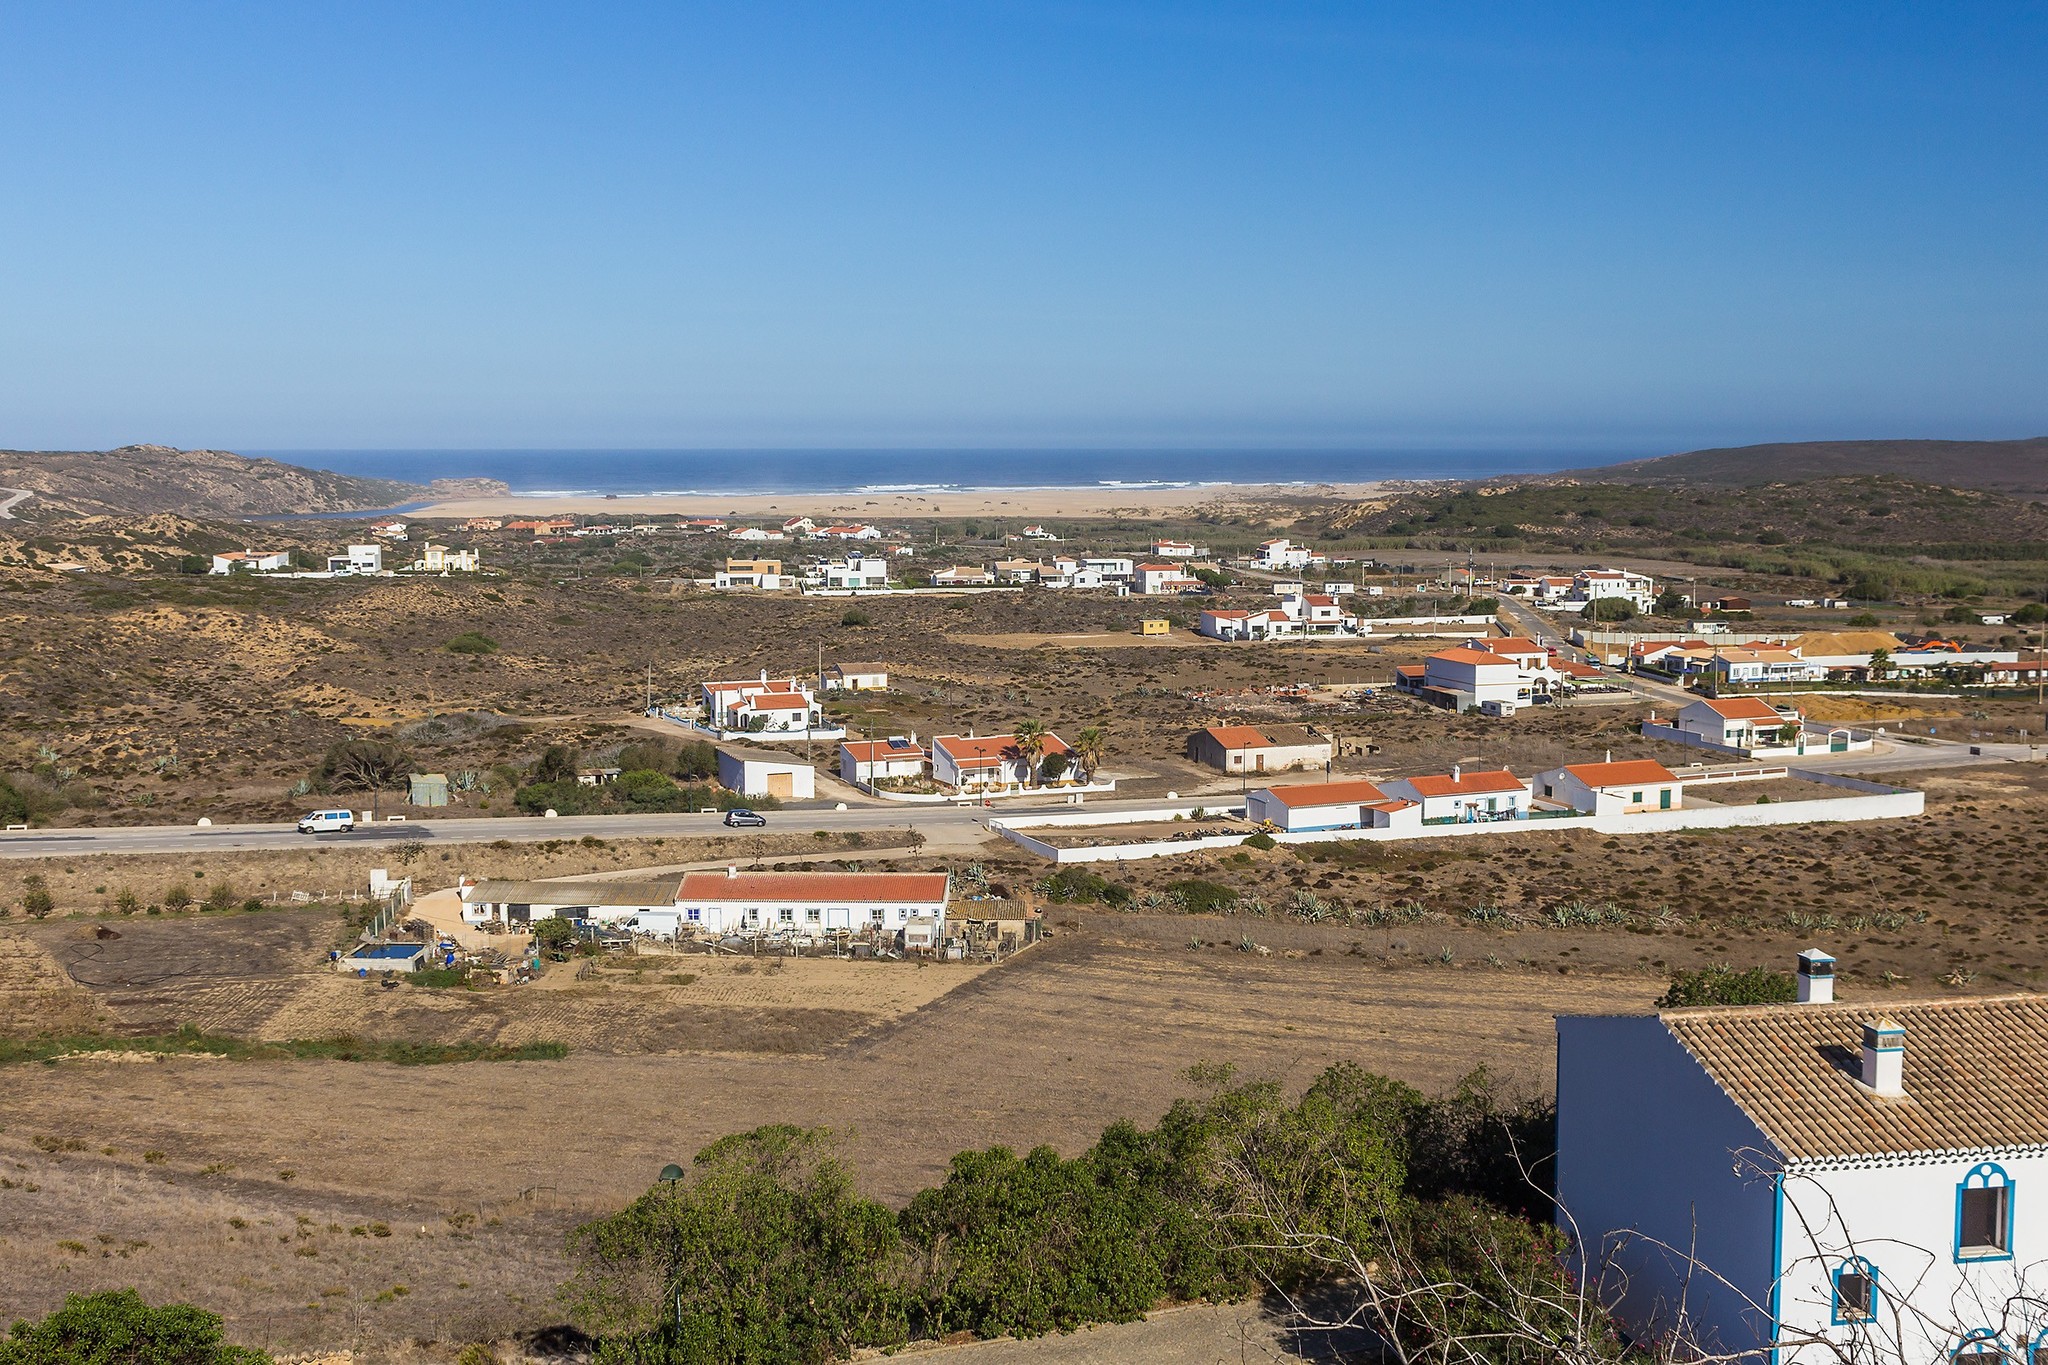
[993,784,1924,864]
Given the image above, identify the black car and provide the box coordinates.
[722,808,767,827]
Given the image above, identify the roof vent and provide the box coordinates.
[725,865,739,880]
[1796,949,1835,1005]
[1860,1018,1905,1097]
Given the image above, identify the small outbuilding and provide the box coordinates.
[338,941,428,974]
[717,746,816,801]
[408,773,450,807]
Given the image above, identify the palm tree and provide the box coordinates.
[1073,726,1106,782]
[1867,647,1893,681]
[1011,719,1047,786]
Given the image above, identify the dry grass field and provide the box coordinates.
[0,906,1656,1358]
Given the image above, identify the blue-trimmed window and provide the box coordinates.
[1957,1163,2015,1262]
[1830,1258,1877,1325]
[1954,1328,2006,1362]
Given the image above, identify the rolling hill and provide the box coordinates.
[0,445,506,520]
[1571,438,2048,494]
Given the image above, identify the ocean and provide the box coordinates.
[257,448,1603,496]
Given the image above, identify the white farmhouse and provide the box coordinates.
[667,869,950,937]
[931,732,1069,792]
[1565,568,1656,614]
[1244,778,1420,833]
[838,738,926,785]
[1406,645,1524,711]
[1151,541,1200,558]
[209,549,292,575]
[1380,768,1531,823]
[822,662,889,692]
[701,673,823,735]
[1558,981,2048,1364]
[1677,696,1797,748]
[1133,563,1201,595]
[1532,758,1682,813]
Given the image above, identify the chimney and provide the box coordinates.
[1452,763,1462,782]
[725,865,738,879]
[1796,949,1835,1004]
[1860,1018,1905,1096]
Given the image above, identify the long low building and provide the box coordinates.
[1245,779,1421,833]
[1187,723,1332,775]
[459,877,686,926]
[459,869,951,939]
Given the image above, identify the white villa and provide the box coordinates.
[701,673,826,736]
[839,738,927,785]
[325,543,383,575]
[1564,568,1657,614]
[1134,563,1202,595]
[815,553,891,590]
[1676,696,1798,748]
[714,558,787,590]
[1151,540,1202,558]
[410,543,480,573]
[931,732,1071,792]
[209,549,292,575]
[1380,768,1531,823]
[1558,981,2048,1364]
[1254,538,1314,571]
[1244,778,1420,833]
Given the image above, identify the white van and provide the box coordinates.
[296,809,356,834]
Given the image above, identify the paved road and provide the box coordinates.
[0,488,32,520]
[0,794,1211,860]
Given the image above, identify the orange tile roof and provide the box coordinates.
[1203,724,1272,749]
[1562,759,1679,787]
[934,733,1069,768]
[1661,995,2048,1160]
[1487,636,1545,653]
[1256,779,1391,808]
[840,740,926,762]
[677,871,950,904]
[746,692,810,710]
[1401,770,1526,798]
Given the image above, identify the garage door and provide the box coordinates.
[768,772,794,800]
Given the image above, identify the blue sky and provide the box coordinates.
[0,2,2042,453]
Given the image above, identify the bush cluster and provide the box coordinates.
[563,1064,1582,1363]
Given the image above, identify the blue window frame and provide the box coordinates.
[1830,1258,1878,1325]
[1956,1163,2015,1262]
[1954,1327,2006,1362]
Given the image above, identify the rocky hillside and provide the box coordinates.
[0,444,498,519]
[1571,437,2048,494]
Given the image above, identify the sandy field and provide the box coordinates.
[413,481,1390,521]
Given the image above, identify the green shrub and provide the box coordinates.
[1166,879,1237,915]
[0,1288,271,1365]
[20,874,53,919]
[444,631,499,655]
[1655,965,1796,1008]
[1243,832,1277,851]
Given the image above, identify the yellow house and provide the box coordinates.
[1139,619,1171,636]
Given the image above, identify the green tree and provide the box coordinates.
[0,778,26,827]
[21,874,54,919]
[1038,751,1070,782]
[534,745,580,784]
[1655,965,1796,1008]
[1011,720,1047,783]
[161,885,194,912]
[565,1126,908,1364]
[1867,647,1893,680]
[1585,597,1635,622]
[0,1289,271,1365]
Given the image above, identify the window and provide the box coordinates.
[806,908,821,924]
[778,908,794,924]
[870,909,885,924]
[1955,1329,2006,1362]
[1957,1164,2015,1261]
[685,908,700,922]
[1831,1258,1877,1324]
[1631,790,1644,803]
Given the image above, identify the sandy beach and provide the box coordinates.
[415,481,1391,521]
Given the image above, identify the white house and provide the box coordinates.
[1558,984,2048,1365]
[1081,556,1135,584]
[1381,768,1531,823]
[1020,525,1059,540]
[714,559,786,590]
[666,869,949,937]
[1532,758,1682,813]
[1135,563,1202,595]
[1408,645,1525,711]
[815,523,884,541]
[1254,539,1313,571]
[715,747,815,801]
[1245,778,1420,833]
[728,526,785,542]
[369,520,407,539]
[819,554,891,590]
[931,732,1070,792]
[1198,608,1299,641]
[325,543,383,575]
[838,738,927,785]
[411,543,480,573]
[701,673,823,735]
[822,662,888,692]
[1278,593,1351,635]
[1706,647,1826,686]
[1565,568,1656,614]
[459,876,685,927]
[932,566,995,587]
[1676,696,1797,748]
[1501,574,1577,604]
[209,549,292,575]
[1152,541,1200,558]
[1035,559,1105,589]
[781,516,817,536]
